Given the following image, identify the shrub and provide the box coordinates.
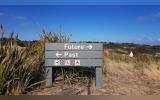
[0,34,34,95]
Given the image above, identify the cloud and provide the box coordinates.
[134,37,160,45]
[157,38,160,42]
[20,22,30,27]
[11,15,27,20]
[0,12,4,16]
[13,16,27,20]
[154,12,160,17]
[137,12,160,20]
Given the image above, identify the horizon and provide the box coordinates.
[1,36,159,46]
[0,5,160,45]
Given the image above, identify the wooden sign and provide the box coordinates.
[45,43,103,88]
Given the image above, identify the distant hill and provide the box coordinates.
[1,38,160,55]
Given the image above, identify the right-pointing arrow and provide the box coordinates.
[86,45,93,49]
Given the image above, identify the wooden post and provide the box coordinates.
[96,67,102,88]
[46,67,52,87]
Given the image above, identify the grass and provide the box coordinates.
[0,25,93,95]
[0,34,33,95]
[105,49,160,70]
[98,49,160,95]
[1,24,160,95]
[0,25,71,95]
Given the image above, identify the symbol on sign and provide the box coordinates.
[56,52,62,57]
[64,60,71,66]
[86,45,93,49]
[75,60,80,66]
[54,60,60,66]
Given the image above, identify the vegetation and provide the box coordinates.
[0,24,160,95]
[0,33,33,95]
[0,25,94,95]
[105,45,160,70]
[0,25,71,95]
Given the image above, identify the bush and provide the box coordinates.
[0,34,34,95]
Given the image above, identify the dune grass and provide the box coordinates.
[105,49,160,70]
[1,24,160,95]
[0,34,33,95]
[0,25,93,95]
[0,25,71,95]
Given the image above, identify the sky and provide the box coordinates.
[1,0,160,5]
[0,5,160,45]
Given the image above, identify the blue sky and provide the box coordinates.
[1,0,160,5]
[0,5,160,45]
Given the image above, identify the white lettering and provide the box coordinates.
[64,52,78,58]
[64,44,84,50]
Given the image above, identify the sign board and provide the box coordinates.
[45,43,103,67]
[45,43,103,50]
[45,43,103,88]
[46,59,102,67]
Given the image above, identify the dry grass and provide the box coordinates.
[28,49,160,95]
[1,23,160,95]
[93,49,160,95]
[0,26,71,95]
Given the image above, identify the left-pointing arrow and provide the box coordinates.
[56,52,62,57]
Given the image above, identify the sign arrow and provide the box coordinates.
[56,52,62,57]
[86,45,93,49]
